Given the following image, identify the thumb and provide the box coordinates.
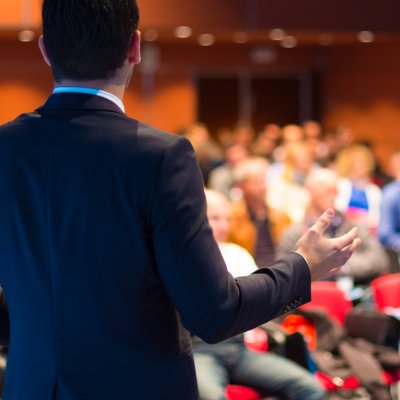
[311,209,335,235]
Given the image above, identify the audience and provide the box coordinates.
[302,120,329,165]
[184,122,223,184]
[181,118,398,396]
[277,168,389,286]
[250,124,281,162]
[231,123,255,150]
[335,144,382,232]
[268,141,317,223]
[192,189,325,400]
[208,144,249,200]
[227,157,291,267]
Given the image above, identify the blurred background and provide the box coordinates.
[1,0,400,168]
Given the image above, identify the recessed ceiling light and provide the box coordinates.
[233,31,248,44]
[174,26,192,39]
[198,34,215,47]
[18,30,35,42]
[143,29,158,42]
[358,31,374,43]
[269,29,286,41]
[281,36,297,48]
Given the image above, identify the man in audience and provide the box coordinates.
[192,190,325,400]
[208,144,249,199]
[228,157,291,267]
[378,151,400,253]
[277,169,389,285]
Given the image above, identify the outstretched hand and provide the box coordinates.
[295,209,361,281]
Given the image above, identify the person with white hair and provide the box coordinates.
[277,169,389,285]
[228,157,291,267]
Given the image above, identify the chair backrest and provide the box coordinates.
[301,281,352,325]
[243,328,268,353]
[371,273,400,311]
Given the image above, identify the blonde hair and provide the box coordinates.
[204,189,229,207]
[336,144,375,177]
[282,141,313,183]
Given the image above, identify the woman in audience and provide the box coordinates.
[335,144,382,233]
[268,141,317,223]
[378,151,400,253]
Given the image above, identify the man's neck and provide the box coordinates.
[55,79,125,101]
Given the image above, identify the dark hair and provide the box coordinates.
[42,0,139,81]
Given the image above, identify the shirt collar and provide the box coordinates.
[52,86,125,113]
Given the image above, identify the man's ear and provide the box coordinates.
[128,30,141,65]
[38,35,51,67]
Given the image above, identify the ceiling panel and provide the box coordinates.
[258,0,400,32]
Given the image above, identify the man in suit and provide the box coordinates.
[0,1,360,399]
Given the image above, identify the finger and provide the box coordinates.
[337,237,362,266]
[332,227,358,250]
[340,237,362,257]
[310,209,335,235]
[349,237,362,252]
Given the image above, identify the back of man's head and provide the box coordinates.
[42,0,139,82]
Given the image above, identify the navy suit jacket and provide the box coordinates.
[0,93,311,399]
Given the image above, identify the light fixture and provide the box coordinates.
[281,36,297,48]
[198,34,215,47]
[143,29,159,42]
[18,30,35,42]
[269,29,286,41]
[233,31,248,44]
[174,26,192,39]
[358,31,374,43]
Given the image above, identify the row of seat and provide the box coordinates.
[225,273,400,400]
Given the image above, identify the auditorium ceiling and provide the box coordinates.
[1,0,400,46]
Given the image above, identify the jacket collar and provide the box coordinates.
[37,92,125,116]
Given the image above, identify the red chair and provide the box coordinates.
[370,273,400,392]
[301,281,352,326]
[371,273,400,311]
[243,327,269,353]
[225,385,262,400]
[301,280,400,395]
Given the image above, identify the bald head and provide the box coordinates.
[205,189,230,243]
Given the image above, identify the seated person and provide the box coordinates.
[277,169,389,287]
[192,189,325,400]
[379,151,400,253]
[208,144,249,200]
[335,144,382,233]
[227,157,291,267]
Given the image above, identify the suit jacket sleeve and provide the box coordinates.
[150,136,311,343]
